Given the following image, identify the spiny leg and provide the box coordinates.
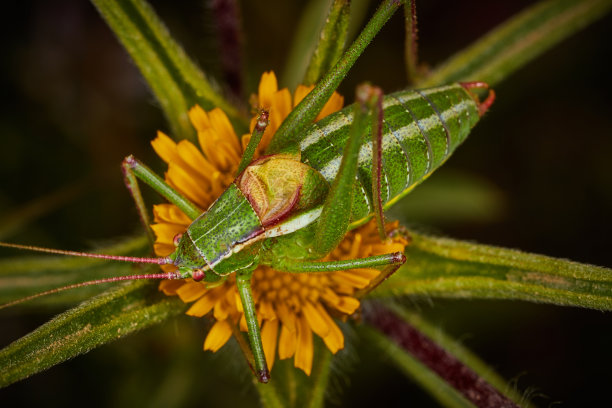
[236,109,269,176]
[367,85,387,241]
[272,252,406,297]
[236,269,269,383]
[122,155,201,221]
[122,160,155,245]
[312,84,373,257]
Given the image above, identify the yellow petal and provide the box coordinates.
[275,301,297,333]
[261,319,279,369]
[208,108,240,152]
[278,323,296,359]
[258,299,276,320]
[269,88,292,133]
[150,223,185,245]
[334,296,360,314]
[154,242,176,258]
[301,301,330,338]
[176,140,217,181]
[166,162,210,207]
[332,271,372,289]
[188,105,211,132]
[186,288,224,317]
[293,85,314,107]
[316,303,344,353]
[176,281,207,302]
[151,131,180,165]
[258,71,278,109]
[159,279,185,295]
[294,316,313,375]
[316,92,344,121]
[214,299,230,320]
[204,320,232,352]
[153,203,191,225]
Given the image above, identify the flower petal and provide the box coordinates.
[316,92,344,121]
[261,319,279,369]
[278,323,296,359]
[208,108,241,152]
[151,131,180,164]
[186,288,224,317]
[204,320,233,352]
[316,303,344,353]
[258,71,278,109]
[188,105,211,132]
[294,316,313,375]
[176,281,207,302]
[302,301,330,338]
[159,279,185,296]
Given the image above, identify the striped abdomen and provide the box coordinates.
[299,83,481,223]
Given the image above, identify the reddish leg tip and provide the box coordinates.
[257,369,270,383]
[460,82,495,116]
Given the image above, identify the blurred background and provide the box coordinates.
[0,0,611,406]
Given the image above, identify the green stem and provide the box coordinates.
[268,0,405,152]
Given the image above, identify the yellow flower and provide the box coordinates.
[151,71,408,375]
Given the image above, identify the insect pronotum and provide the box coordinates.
[0,81,494,383]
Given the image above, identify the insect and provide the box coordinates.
[0,81,494,383]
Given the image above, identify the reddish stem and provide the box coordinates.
[363,303,519,408]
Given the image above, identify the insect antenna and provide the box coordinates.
[0,241,180,309]
[0,241,173,264]
[0,272,182,310]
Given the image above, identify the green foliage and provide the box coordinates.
[1,0,611,406]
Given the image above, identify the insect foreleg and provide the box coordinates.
[236,269,269,383]
[122,155,201,220]
[312,84,372,257]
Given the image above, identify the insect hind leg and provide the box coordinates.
[460,81,496,116]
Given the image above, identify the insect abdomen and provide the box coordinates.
[299,83,481,222]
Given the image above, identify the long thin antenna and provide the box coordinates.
[0,272,182,310]
[0,242,173,265]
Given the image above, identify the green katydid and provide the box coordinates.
[0,80,494,383]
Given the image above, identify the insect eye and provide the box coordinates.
[173,233,183,247]
[192,269,205,282]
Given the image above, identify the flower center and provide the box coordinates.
[252,267,329,309]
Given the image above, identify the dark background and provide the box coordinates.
[1,0,611,406]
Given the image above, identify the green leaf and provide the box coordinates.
[374,230,612,310]
[282,0,334,90]
[419,0,612,87]
[268,0,404,152]
[0,236,150,307]
[303,0,351,86]
[0,279,186,388]
[91,0,246,140]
